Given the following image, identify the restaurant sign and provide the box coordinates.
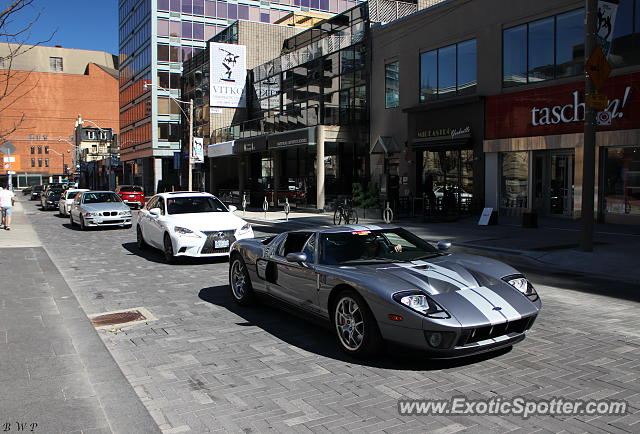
[417,126,471,141]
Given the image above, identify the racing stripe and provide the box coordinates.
[396,263,471,290]
[456,288,505,324]
[472,287,521,322]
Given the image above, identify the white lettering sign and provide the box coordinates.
[210,42,246,108]
[531,86,632,127]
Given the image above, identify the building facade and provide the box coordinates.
[370,0,640,223]
[118,0,366,194]
[0,45,119,187]
[204,1,418,209]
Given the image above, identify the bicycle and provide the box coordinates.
[333,199,358,225]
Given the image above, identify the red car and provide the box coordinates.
[115,185,145,209]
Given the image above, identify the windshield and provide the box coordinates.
[82,192,122,204]
[66,191,81,199]
[320,228,440,265]
[166,196,227,214]
[119,185,143,192]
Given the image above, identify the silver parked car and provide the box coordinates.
[229,225,541,359]
[69,191,132,230]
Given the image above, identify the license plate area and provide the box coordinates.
[214,239,229,249]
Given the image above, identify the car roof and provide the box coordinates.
[289,224,401,234]
[80,190,116,194]
[156,191,214,198]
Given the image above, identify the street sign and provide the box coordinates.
[0,142,16,155]
[586,46,611,91]
[587,93,609,110]
[597,110,612,125]
[7,171,15,175]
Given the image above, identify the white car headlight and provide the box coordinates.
[504,275,538,301]
[84,211,100,217]
[236,223,252,234]
[119,210,132,216]
[174,226,199,237]
[392,291,450,319]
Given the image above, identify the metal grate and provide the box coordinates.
[457,315,536,346]
[102,211,118,216]
[201,230,235,254]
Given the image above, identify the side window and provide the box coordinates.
[279,233,312,256]
[75,194,82,204]
[302,234,316,263]
[157,198,166,215]
[146,197,157,210]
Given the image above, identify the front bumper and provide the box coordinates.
[379,314,537,358]
[171,229,254,257]
[84,215,132,227]
[123,199,144,208]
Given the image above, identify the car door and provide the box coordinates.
[146,197,166,247]
[138,196,155,244]
[267,232,320,312]
[71,194,82,221]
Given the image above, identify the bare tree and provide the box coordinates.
[0,0,53,140]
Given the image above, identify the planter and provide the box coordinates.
[355,207,382,220]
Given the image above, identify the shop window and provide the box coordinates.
[503,9,585,87]
[419,39,476,102]
[384,61,399,109]
[501,152,529,209]
[603,146,640,216]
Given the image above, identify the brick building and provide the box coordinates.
[0,45,119,187]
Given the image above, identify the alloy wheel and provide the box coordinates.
[335,296,365,351]
[230,259,246,299]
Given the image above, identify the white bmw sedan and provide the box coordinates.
[136,191,254,263]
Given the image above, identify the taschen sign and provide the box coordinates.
[485,72,639,140]
[210,42,247,108]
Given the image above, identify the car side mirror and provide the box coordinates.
[286,252,307,263]
[437,241,452,251]
[149,208,161,216]
[228,205,237,212]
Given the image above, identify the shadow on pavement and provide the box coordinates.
[198,285,512,371]
[121,242,229,266]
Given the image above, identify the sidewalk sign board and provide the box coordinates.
[478,207,494,226]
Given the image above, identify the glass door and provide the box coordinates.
[549,152,574,216]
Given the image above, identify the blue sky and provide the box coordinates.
[7,0,118,54]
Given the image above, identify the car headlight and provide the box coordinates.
[392,291,450,319]
[503,275,539,301]
[174,226,199,237]
[236,223,252,234]
[119,210,131,216]
[84,212,100,217]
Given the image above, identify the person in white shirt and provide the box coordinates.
[0,185,16,230]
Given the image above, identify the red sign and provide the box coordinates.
[485,72,639,140]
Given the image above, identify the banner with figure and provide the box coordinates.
[192,137,204,164]
[210,42,247,108]
[596,0,619,57]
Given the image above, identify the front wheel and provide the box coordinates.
[333,290,383,358]
[79,216,87,231]
[229,254,255,306]
[69,214,76,227]
[333,208,342,225]
[348,208,358,224]
[136,226,147,249]
[163,234,176,264]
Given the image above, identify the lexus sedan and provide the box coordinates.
[58,189,89,216]
[69,191,132,230]
[229,226,541,359]
[136,191,254,263]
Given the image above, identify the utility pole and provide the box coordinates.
[188,98,194,191]
[580,0,598,252]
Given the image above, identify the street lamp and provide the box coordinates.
[47,148,68,179]
[143,82,194,191]
[58,138,80,183]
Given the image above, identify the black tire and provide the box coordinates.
[69,214,76,227]
[136,226,148,249]
[332,289,383,358]
[229,254,255,306]
[333,208,342,225]
[163,233,176,264]
[348,208,358,224]
[79,216,87,231]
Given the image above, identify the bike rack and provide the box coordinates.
[284,197,291,222]
[263,196,268,219]
[383,201,394,224]
[242,194,247,216]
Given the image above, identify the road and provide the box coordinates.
[24,200,640,433]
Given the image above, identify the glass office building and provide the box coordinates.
[118,0,364,194]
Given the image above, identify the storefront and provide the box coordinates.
[406,97,485,216]
[484,72,640,224]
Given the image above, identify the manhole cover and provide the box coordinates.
[89,307,156,329]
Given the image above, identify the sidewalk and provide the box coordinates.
[238,208,640,285]
[0,197,159,433]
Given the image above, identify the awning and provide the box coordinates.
[370,136,402,155]
[207,140,234,158]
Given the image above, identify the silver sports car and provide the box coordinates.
[229,225,541,359]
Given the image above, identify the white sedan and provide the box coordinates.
[136,191,254,263]
[59,189,89,216]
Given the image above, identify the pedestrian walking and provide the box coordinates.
[0,184,16,230]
